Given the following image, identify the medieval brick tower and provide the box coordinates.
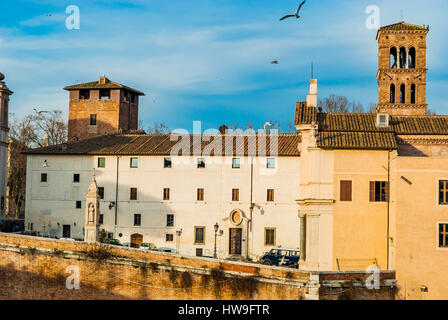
[376,21,429,115]
[64,76,145,141]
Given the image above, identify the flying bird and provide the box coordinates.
[271,60,278,65]
[280,1,306,21]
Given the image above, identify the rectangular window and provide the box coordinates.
[267,189,275,202]
[163,188,170,201]
[369,181,389,202]
[97,157,106,168]
[99,214,104,225]
[164,158,172,168]
[440,181,448,205]
[130,157,138,168]
[99,89,110,100]
[197,158,206,169]
[130,188,138,200]
[232,158,241,169]
[267,158,276,169]
[73,174,80,183]
[166,234,174,242]
[134,214,141,226]
[167,214,174,227]
[76,201,82,209]
[196,248,203,257]
[197,188,204,201]
[90,114,97,126]
[98,187,104,200]
[79,89,90,100]
[340,180,353,202]
[232,189,239,202]
[194,227,205,245]
[41,173,47,182]
[265,228,276,246]
[439,224,448,248]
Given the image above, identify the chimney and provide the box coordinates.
[306,79,317,108]
[99,75,109,85]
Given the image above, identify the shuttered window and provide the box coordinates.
[163,188,170,201]
[440,181,448,205]
[369,181,389,202]
[340,180,352,202]
[197,188,204,201]
[130,188,138,200]
[267,189,275,202]
[232,189,239,202]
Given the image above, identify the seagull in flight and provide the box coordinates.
[280,1,306,21]
[271,60,278,65]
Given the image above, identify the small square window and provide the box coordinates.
[164,158,172,168]
[232,158,241,169]
[99,214,104,225]
[370,181,388,202]
[90,114,97,126]
[267,158,276,169]
[196,248,203,257]
[99,89,110,100]
[73,174,80,183]
[167,214,174,227]
[134,214,141,226]
[98,187,104,200]
[197,158,206,169]
[130,157,138,168]
[41,173,48,182]
[76,201,82,209]
[166,234,174,242]
[130,188,138,200]
[98,158,106,168]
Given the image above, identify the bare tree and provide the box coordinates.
[7,111,67,219]
[146,122,170,134]
[426,109,438,116]
[318,95,366,113]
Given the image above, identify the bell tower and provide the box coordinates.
[376,22,429,115]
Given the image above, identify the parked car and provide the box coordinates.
[121,242,140,248]
[140,243,157,251]
[104,239,121,246]
[260,248,300,268]
[156,247,177,254]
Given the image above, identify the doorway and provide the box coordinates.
[130,233,143,248]
[229,228,242,255]
[62,225,71,238]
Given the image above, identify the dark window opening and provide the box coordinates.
[167,214,174,227]
[73,174,80,183]
[400,84,406,104]
[411,84,416,104]
[99,214,104,224]
[197,188,204,201]
[134,214,141,226]
[390,47,397,69]
[340,180,353,202]
[194,227,205,245]
[439,224,448,248]
[197,158,206,169]
[130,188,138,200]
[370,181,389,202]
[265,228,276,246]
[90,114,97,126]
[79,89,90,100]
[164,158,172,168]
[41,173,48,182]
[98,187,104,200]
[196,248,203,257]
[399,47,407,68]
[390,84,396,103]
[166,234,174,242]
[440,181,448,205]
[408,47,416,69]
[76,201,82,209]
[99,89,111,100]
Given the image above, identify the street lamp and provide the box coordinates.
[214,223,219,259]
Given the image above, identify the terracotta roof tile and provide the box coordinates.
[318,132,397,150]
[294,101,317,125]
[64,80,144,95]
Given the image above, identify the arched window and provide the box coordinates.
[408,47,416,69]
[390,84,396,103]
[399,47,407,68]
[400,84,406,103]
[411,84,416,104]
[390,48,398,69]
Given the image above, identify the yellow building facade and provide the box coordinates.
[296,22,448,299]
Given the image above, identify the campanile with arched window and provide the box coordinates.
[376,21,429,115]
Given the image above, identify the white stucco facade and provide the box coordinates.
[24,154,301,260]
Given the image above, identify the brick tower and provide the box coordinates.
[376,22,429,115]
[64,76,145,141]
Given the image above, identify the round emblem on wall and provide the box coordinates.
[230,210,243,226]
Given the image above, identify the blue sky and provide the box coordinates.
[1,0,447,132]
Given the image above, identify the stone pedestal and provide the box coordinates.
[84,171,100,243]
